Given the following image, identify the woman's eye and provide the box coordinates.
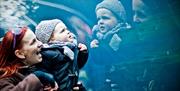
[30,38,36,45]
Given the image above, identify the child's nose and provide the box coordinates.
[98,19,104,25]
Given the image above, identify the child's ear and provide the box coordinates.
[50,37,55,41]
[14,50,25,59]
[49,33,55,41]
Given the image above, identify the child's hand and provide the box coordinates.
[78,43,87,51]
[90,39,99,48]
[44,81,58,91]
[73,81,86,91]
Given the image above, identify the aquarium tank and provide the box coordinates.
[0,0,180,91]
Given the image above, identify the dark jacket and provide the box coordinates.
[0,67,43,91]
[91,24,148,70]
[35,43,88,91]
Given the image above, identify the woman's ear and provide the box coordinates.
[14,50,25,59]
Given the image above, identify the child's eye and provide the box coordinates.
[102,16,110,20]
[60,28,65,33]
[97,17,100,21]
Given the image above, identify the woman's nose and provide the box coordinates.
[37,40,43,48]
[133,15,141,24]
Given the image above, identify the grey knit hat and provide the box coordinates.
[35,19,62,43]
[96,0,126,22]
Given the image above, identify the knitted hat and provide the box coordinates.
[35,19,62,43]
[96,0,126,22]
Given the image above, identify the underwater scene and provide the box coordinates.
[0,0,180,91]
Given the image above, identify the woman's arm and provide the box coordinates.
[0,74,43,91]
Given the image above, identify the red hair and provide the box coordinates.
[0,27,27,78]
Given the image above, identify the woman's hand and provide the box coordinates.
[33,71,56,88]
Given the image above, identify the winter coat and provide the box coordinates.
[91,24,137,65]
[35,43,88,91]
[0,67,43,91]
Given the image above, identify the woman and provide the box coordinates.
[0,27,58,91]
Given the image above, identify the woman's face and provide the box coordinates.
[17,29,42,66]
[133,0,149,23]
[96,8,118,34]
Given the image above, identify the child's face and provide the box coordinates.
[51,22,76,43]
[96,8,118,34]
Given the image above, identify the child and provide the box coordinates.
[90,0,129,51]
[88,0,129,90]
[35,19,88,91]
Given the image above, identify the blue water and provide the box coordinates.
[0,0,180,91]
